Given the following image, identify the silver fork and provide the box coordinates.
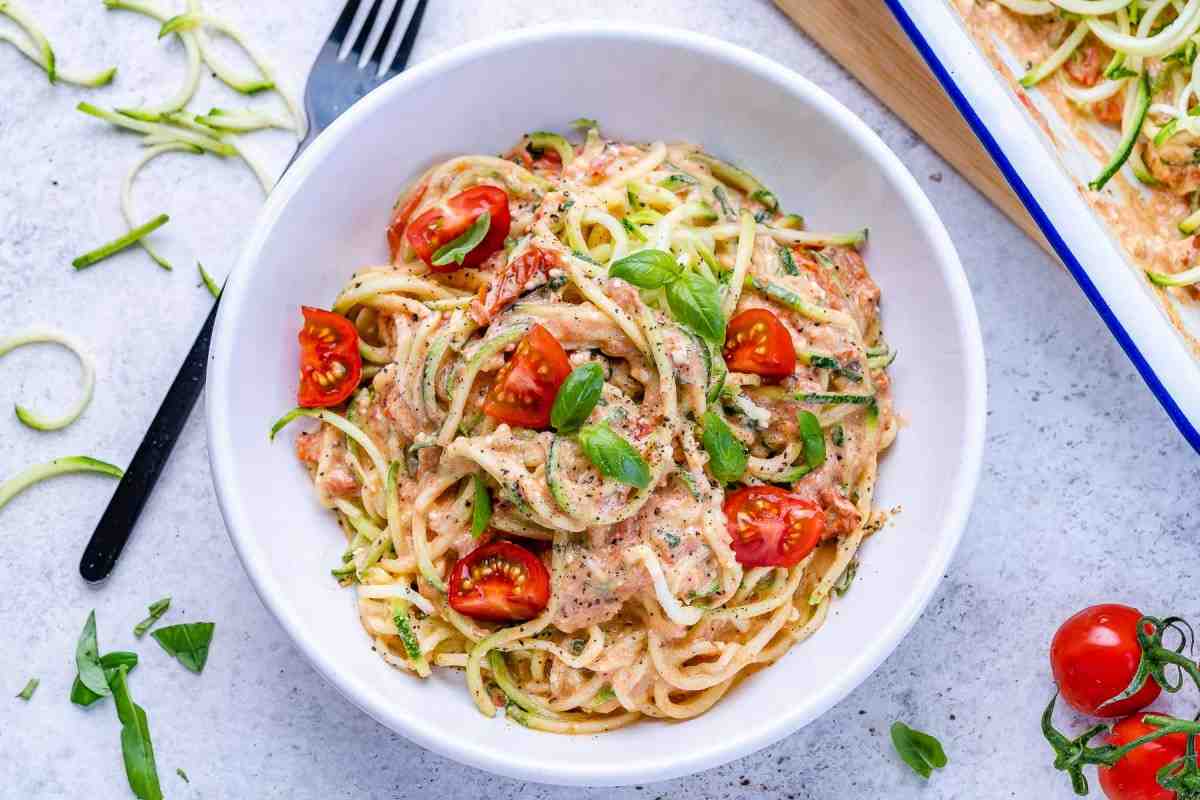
[79,0,431,583]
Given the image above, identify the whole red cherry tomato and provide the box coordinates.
[1051,605,1161,717]
[1099,713,1195,800]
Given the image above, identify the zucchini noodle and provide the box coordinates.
[959,0,1200,291]
[0,330,96,431]
[277,131,895,731]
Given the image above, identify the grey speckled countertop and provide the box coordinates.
[2,1,1198,798]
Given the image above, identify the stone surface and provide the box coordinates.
[2,1,1198,798]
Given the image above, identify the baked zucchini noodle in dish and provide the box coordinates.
[271,121,897,733]
[957,0,1200,343]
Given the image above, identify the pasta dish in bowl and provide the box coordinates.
[270,124,897,732]
[206,23,983,785]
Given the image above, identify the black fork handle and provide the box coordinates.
[79,299,219,582]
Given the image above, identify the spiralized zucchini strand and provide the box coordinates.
[121,143,202,270]
[0,457,122,511]
[0,1,117,86]
[0,331,96,431]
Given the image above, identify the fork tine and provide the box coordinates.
[376,0,417,78]
[330,0,362,47]
[337,0,378,62]
[378,0,428,78]
[358,0,400,70]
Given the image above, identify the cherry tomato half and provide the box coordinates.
[386,176,429,261]
[1099,713,1194,800]
[1051,604,1161,718]
[448,540,551,622]
[405,186,511,272]
[297,306,362,408]
[723,486,823,567]
[482,324,571,429]
[723,308,796,379]
[1065,37,1110,88]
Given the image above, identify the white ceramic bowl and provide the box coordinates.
[207,23,986,787]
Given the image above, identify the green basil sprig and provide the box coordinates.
[72,651,139,707]
[151,622,215,674]
[667,271,725,343]
[700,410,747,483]
[890,721,948,779]
[76,610,110,698]
[471,474,492,539]
[609,250,726,343]
[551,362,605,433]
[431,211,490,267]
[133,597,171,638]
[609,249,680,289]
[797,410,826,470]
[110,666,163,800]
[578,423,650,489]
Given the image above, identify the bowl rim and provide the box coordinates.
[206,21,987,786]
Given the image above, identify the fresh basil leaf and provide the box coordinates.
[797,410,826,470]
[609,249,680,289]
[133,597,171,638]
[700,411,747,483]
[666,271,726,343]
[110,666,163,800]
[471,474,492,539]
[16,678,38,700]
[890,721,948,779]
[577,423,650,489]
[151,622,215,674]
[551,362,605,433]
[71,651,140,707]
[76,610,110,698]
[431,211,490,267]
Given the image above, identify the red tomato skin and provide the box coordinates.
[297,307,362,408]
[405,186,511,272]
[723,308,796,379]
[1098,713,1193,800]
[723,486,823,567]
[1051,605,1161,717]
[448,541,551,622]
[482,324,571,429]
[1064,37,1109,88]
[386,177,429,261]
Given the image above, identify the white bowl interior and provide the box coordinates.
[207,25,985,786]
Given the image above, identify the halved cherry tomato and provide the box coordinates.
[723,486,823,567]
[1051,605,1161,718]
[471,244,560,325]
[1098,713,1195,800]
[723,308,796,379]
[386,176,429,261]
[1065,37,1111,88]
[482,323,571,429]
[405,186,511,272]
[297,306,362,408]
[448,540,551,622]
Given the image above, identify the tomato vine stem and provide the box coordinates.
[1042,694,1200,796]
[1101,616,1200,711]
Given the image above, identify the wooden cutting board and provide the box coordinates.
[776,0,1054,256]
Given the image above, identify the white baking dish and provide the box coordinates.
[888,0,1200,451]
